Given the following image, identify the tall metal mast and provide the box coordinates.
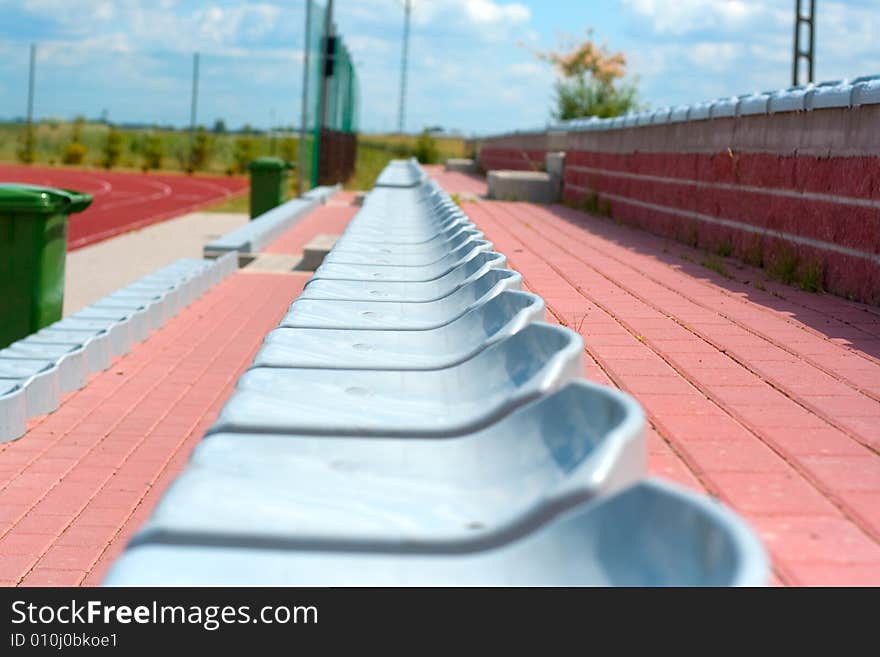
[397,0,412,134]
[792,0,816,86]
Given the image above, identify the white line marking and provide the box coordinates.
[564,181,880,265]
[567,165,880,210]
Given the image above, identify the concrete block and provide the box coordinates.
[488,171,559,204]
[299,234,339,271]
[545,151,566,180]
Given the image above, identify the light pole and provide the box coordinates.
[397,0,412,135]
[26,43,36,130]
[189,51,200,169]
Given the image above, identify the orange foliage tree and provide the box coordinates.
[534,31,640,120]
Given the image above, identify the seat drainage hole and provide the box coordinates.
[361,311,380,317]
[466,522,485,530]
[372,273,384,278]
[345,386,371,397]
[352,343,374,351]
[369,290,388,297]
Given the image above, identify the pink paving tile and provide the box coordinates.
[19,568,85,587]
[835,491,880,538]
[785,563,880,587]
[454,194,880,584]
[750,515,880,564]
[423,166,488,196]
[0,270,307,586]
[694,467,842,517]
[647,451,705,493]
[676,439,785,473]
[797,456,880,492]
[263,198,359,254]
[767,426,874,459]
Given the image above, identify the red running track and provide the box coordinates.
[0,165,248,250]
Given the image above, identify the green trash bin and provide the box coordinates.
[0,183,93,348]
[247,157,292,219]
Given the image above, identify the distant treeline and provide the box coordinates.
[1,117,301,175]
[0,118,471,188]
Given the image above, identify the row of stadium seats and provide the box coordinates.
[105,160,768,586]
[553,74,880,131]
[0,253,237,442]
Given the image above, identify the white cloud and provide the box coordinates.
[344,0,531,41]
[462,0,530,25]
[618,0,879,111]
[622,0,775,37]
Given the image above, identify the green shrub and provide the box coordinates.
[102,127,125,169]
[279,137,298,163]
[768,247,799,285]
[232,134,258,174]
[412,130,439,164]
[189,129,212,171]
[142,134,164,170]
[716,241,733,257]
[62,116,87,165]
[17,124,36,164]
[62,141,87,165]
[799,259,824,293]
[582,191,599,214]
[701,255,733,279]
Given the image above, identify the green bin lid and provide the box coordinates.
[247,157,291,172]
[0,183,93,214]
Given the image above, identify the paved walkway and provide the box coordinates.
[423,165,488,197]
[462,198,880,586]
[263,195,359,255]
[0,271,309,585]
[64,211,248,315]
[0,198,360,587]
[5,173,876,586]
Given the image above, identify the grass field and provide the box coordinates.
[345,134,468,190]
[0,120,470,197]
[0,120,296,175]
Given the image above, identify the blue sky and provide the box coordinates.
[0,0,877,134]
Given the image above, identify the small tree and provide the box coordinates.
[102,126,125,169]
[279,137,297,163]
[17,124,36,164]
[212,118,227,134]
[232,129,258,174]
[412,129,439,164]
[189,127,212,171]
[62,116,87,165]
[535,31,640,120]
[142,133,164,170]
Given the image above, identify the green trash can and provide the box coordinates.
[0,184,92,348]
[247,157,292,219]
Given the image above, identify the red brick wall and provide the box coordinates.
[477,109,880,305]
[562,151,880,304]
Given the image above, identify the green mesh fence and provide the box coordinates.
[302,0,359,188]
[302,0,326,190]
